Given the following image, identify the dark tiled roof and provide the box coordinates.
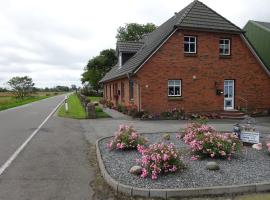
[253,21,270,31]
[100,0,242,83]
[116,41,144,54]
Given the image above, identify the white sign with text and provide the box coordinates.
[240,131,260,144]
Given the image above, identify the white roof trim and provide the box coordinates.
[134,29,177,74]
[240,34,270,77]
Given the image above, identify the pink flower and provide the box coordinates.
[220,151,226,156]
[141,168,148,178]
[252,143,262,150]
[119,143,125,149]
[131,132,138,139]
[162,154,169,161]
[191,155,198,161]
[210,153,215,158]
[176,133,181,140]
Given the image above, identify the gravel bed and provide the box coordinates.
[99,132,270,189]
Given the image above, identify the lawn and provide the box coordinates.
[58,94,110,119]
[95,106,111,118]
[0,92,61,111]
[88,96,101,102]
[58,94,86,119]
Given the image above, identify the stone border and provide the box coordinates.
[96,136,270,199]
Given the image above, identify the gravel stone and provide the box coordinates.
[99,132,270,189]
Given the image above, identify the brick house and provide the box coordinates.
[100,0,270,114]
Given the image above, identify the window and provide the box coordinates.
[109,84,112,99]
[129,80,134,100]
[219,39,230,55]
[184,36,196,53]
[168,80,181,96]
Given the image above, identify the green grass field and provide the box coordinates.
[0,92,61,111]
[58,94,86,119]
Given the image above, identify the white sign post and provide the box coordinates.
[65,95,68,112]
[240,131,260,144]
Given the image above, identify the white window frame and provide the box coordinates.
[184,36,197,54]
[168,80,182,97]
[219,39,230,56]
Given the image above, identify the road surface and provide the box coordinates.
[0,95,93,199]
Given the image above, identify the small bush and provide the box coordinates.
[137,143,184,180]
[183,122,242,160]
[99,98,106,105]
[107,125,147,150]
[106,100,113,109]
[116,104,124,112]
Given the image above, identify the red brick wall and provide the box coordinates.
[135,29,270,113]
[103,77,139,108]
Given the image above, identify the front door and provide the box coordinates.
[224,80,234,110]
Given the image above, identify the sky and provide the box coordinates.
[0,0,269,88]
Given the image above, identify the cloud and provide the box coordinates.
[0,0,269,88]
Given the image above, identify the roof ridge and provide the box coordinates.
[176,0,198,25]
[117,41,144,44]
[196,1,242,32]
[251,20,270,32]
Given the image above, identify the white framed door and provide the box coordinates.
[224,80,234,110]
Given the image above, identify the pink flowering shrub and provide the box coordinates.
[107,125,146,150]
[183,122,241,159]
[137,143,184,180]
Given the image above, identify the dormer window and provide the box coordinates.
[219,39,230,56]
[118,52,122,68]
[184,36,197,54]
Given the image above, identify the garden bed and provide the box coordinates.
[98,132,270,190]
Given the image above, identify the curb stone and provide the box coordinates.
[96,136,270,199]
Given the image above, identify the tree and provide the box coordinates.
[81,49,117,94]
[116,23,156,42]
[0,87,8,92]
[7,76,35,98]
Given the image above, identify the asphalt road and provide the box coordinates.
[0,94,65,169]
[0,94,93,200]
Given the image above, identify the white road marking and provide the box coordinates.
[0,98,65,176]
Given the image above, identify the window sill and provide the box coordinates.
[168,96,184,101]
[184,53,197,57]
[219,55,231,59]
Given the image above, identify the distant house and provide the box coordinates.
[244,21,270,70]
[100,0,270,114]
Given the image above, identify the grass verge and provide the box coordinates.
[58,94,87,119]
[95,106,111,118]
[0,96,48,111]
